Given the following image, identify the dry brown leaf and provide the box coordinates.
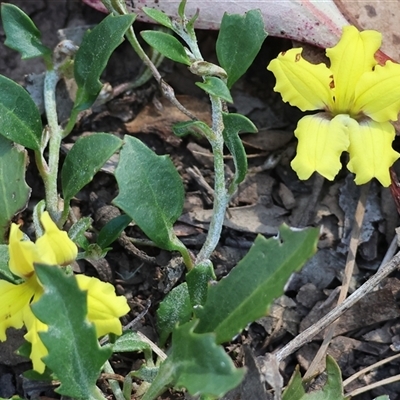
[125,95,211,145]
[179,204,288,235]
[241,129,293,152]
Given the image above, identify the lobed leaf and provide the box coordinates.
[32,264,112,399]
[113,136,186,252]
[216,10,267,88]
[1,3,51,61]
[0,136,31,243]
[74,14,135,111]
[61,133,122,204]
[195,225,319,343]
[0,75,42,150]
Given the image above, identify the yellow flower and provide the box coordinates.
[0,212,130,373]
[267,26,400,186]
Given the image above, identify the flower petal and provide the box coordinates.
[326,26,381,114]
[76,275,129,337]
[0,279,36,341]
[23,297,48,374]
[36,212,77,266]
[9,224,37,278]
[353,61,400,122]
[291,113,350,181]
[347,119,399,186]
[267,48,333,112]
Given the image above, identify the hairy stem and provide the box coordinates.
[42,69,63,223]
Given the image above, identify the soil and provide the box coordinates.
[1,1,400,399]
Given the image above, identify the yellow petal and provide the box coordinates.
[36,212,77,266]
[0,279,37,341]
[353,61,400,122]
[267,48,333,112]
[8,224,37,278]
[291,113,350,181]
[326,26,381,114]
[347,119,399,186]
[23,296,48,374]
[76,275,129,337]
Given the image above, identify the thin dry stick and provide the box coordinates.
[303,182,370,380]
[275,250,400,362]
[343,353,400,387]
[345,374,400,398]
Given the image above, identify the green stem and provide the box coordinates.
[62,107,79,138]
[43,69,63,223]
[195,96,228,264]
[103,360,126,400]
[89,385,108,400]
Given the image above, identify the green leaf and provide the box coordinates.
[146,321,244,399]
[222,113,257,186]
[1,3,51,62]
[172,120,214,140]
[196,77,233,103]
[216,10,267,88]
[113,136,186,252]
[132,365,159,383]
[68,216,93,251]
[32,264,112,399]
[61,133,122,204]
[142,7,172,29]
[74,14,135,111]
[141,30,190,65]
[0,75,42,150]
[0,136,30,243]
[195,225,319,343]
[113,331,152,359]
[177,0,187,19]
[97,214,132,248]
[157,283,192,346]
[0,244,20,283]
[282,356,347,400]
[186,261,215,308]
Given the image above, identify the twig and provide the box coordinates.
[345,374,400,398]
[275,250,400,362]
[343,353,400,387]
[136,331,167,361]
[303,182,369,379]
[187,166,215,197]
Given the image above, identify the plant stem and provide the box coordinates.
[43,69,63,224]
[195,96,228,264]
[103,360,126,400]
[89,385,108,400]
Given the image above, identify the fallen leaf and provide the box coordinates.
[125,95,211,145]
